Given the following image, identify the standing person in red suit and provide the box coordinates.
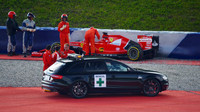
[84,27,100,56]
[60,43,75,58]
[58,14,70,51]
[42,45,53,71]
[52,46,61,64]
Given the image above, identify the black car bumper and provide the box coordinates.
[41,81,69,92]
[161,81,169,91]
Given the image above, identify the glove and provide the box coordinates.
[60,25,66,31]
[27,28,36,32]
[27,28,32,32]
[31,29,36,32]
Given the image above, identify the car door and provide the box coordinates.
[84,60,114,92]
[105,60,141,91]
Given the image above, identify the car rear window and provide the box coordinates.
[48,61,65,72]
[85,61,106,72]
[68,62,85,73]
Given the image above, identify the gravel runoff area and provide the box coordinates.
[0,59,200,91]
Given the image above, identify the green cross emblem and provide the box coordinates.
[97,78,104,86]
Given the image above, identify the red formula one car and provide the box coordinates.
[32,32,159,61]
[70,32,159,61]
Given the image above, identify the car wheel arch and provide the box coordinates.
[71,77,89,85]
[70,80,89,98]
[143,77,161,86]
[142,78,162,96]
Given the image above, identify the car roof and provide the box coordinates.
[60,56,117,63]
[83,56,113,60]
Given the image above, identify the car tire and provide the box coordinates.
[70,81,88,99]
[127,46,143,61]
[51,42,60,53]
[143,79,161,97]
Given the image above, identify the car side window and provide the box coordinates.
[68,62,85,73]
[85,61,106,72]
[105,61,129,72]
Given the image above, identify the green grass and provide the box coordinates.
[1,0,200,32]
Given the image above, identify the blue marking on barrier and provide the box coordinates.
[168,33,200,59]
[0,26,76,54]
[0,26,6,29]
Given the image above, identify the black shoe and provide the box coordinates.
[23,53,27,57]
[12,52,16,56]
[27,50,31,55]
[8,52,12,56]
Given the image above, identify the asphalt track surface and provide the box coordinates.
[0,54,200,112]
[0,87,200,112]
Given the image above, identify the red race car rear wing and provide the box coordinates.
[137,35,159,51]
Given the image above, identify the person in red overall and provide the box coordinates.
[52,46,61,64]
[58,14,70,51]
[60,43,75,58]
[84,27,100,56]
[42,45,53,71]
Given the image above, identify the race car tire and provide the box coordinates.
[127,46,143,61]
[70,81,88,99]
[143,79,161,97]
[51,42,60,53]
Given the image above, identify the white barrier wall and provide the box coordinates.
[70,28,198,57]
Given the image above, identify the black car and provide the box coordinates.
[42,55,169,98]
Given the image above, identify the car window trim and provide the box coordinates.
[105,59,134,72]
[84,60,108,72]
[67,61,86,74]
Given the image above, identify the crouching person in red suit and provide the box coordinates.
[60,43,75,58]
[43,45,53,71]
[84,27,100,56]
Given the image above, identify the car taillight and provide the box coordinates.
[51,75,63,80]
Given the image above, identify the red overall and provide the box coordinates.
[52,51,61,64]
[58,21,70,51]
[42,50,52,71]
[84,27,100,55]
